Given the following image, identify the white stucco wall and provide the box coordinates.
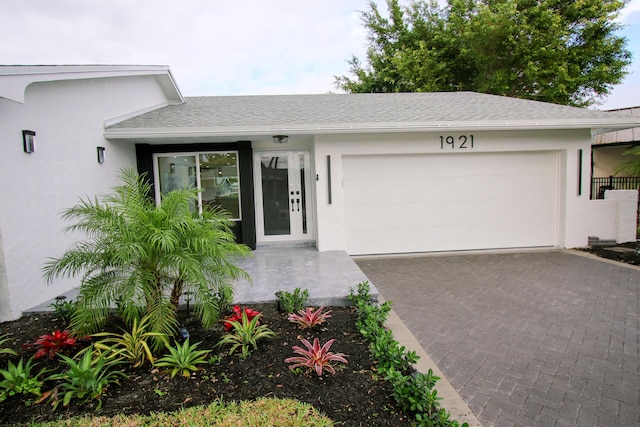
[0,75,171,321]
[312,129,632,253]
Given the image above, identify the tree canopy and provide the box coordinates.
[335,0,632,107]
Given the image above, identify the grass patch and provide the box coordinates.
[29,397,334,426]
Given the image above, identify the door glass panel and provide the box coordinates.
[261,155,290,235]
[199,153,240,219]
[157,155,197,211]
[299,153,307,234]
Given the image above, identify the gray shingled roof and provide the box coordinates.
[109,92,619,130]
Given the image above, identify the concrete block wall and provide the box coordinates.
[605,189,638,243]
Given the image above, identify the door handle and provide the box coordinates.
[296,198,300,211]
[291,198,295,212]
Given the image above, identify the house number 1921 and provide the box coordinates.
[440,135,474,149]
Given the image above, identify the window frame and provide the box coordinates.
[152,151,242,220]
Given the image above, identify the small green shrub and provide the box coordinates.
[349,281,466,427]
[276,288,309,313]
[0,357,48,404]
[155,339,211,378]
[49,298,78,326]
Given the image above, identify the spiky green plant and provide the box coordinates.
[42,168,250,341]
[91,314,170,366]
[155,338,211,378]
[217,311,276,359]
[0,334,17,357]
[44,348,127,410]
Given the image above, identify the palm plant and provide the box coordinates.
[42,168,250,341]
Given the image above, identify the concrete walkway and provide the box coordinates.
[26,246,374,312]
[233,246,374,306]
[356,250,640,427]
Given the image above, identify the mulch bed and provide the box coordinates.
[0,303,413,426]
[577,241,640,265]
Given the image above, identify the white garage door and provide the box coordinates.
[343,151,559,255]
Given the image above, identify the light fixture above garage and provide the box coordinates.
[272,135,288,144]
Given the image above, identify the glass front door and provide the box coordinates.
[255,150,313,242]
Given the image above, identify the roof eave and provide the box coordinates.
[0,65,184,104]
[104,118,640,140]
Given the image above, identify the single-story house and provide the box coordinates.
[2,64,640,322]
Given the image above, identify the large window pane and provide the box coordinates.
[199,152,240,219]
[157,155,197,211]
[155,152,241,219]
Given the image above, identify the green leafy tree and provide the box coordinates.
[42,169,250,342]
[336,0,632,107]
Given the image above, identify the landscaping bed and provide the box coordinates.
[0,303,413,426]
[577,241,640,265]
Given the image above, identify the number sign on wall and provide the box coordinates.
[439,135,474,149]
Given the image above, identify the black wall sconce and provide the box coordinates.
[22,130,36,153]
[97,146,106,164]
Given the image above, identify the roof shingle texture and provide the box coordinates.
[109,92,617,129]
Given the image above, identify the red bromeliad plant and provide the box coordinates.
[28,330,78,359]
[285,337,348,376]
[287,306,332,329]
[222,305,261,331]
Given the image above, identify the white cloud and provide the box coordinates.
[0,0,638,108]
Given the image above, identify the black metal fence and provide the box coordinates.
[591,176,640,199]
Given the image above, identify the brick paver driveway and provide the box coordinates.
[355,250,639,427]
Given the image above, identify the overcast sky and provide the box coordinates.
[1,0,639,110]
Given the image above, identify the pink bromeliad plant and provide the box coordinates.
[285,337,348,376]
[287,306,332,329]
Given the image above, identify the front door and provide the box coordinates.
[254,150,313,243]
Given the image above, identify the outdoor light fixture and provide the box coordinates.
[178,327,190,340]
[183,291,193,315]
[22,130,36,153]
[96,146,105,164]
[272,135,288,144]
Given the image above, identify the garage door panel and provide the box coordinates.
[343,152,559,255]
[345,197,556,230]
[348,173,556,205]
[346,221,556,255]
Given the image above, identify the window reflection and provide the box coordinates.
[199,153,240,219]
[156,152,240,219]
